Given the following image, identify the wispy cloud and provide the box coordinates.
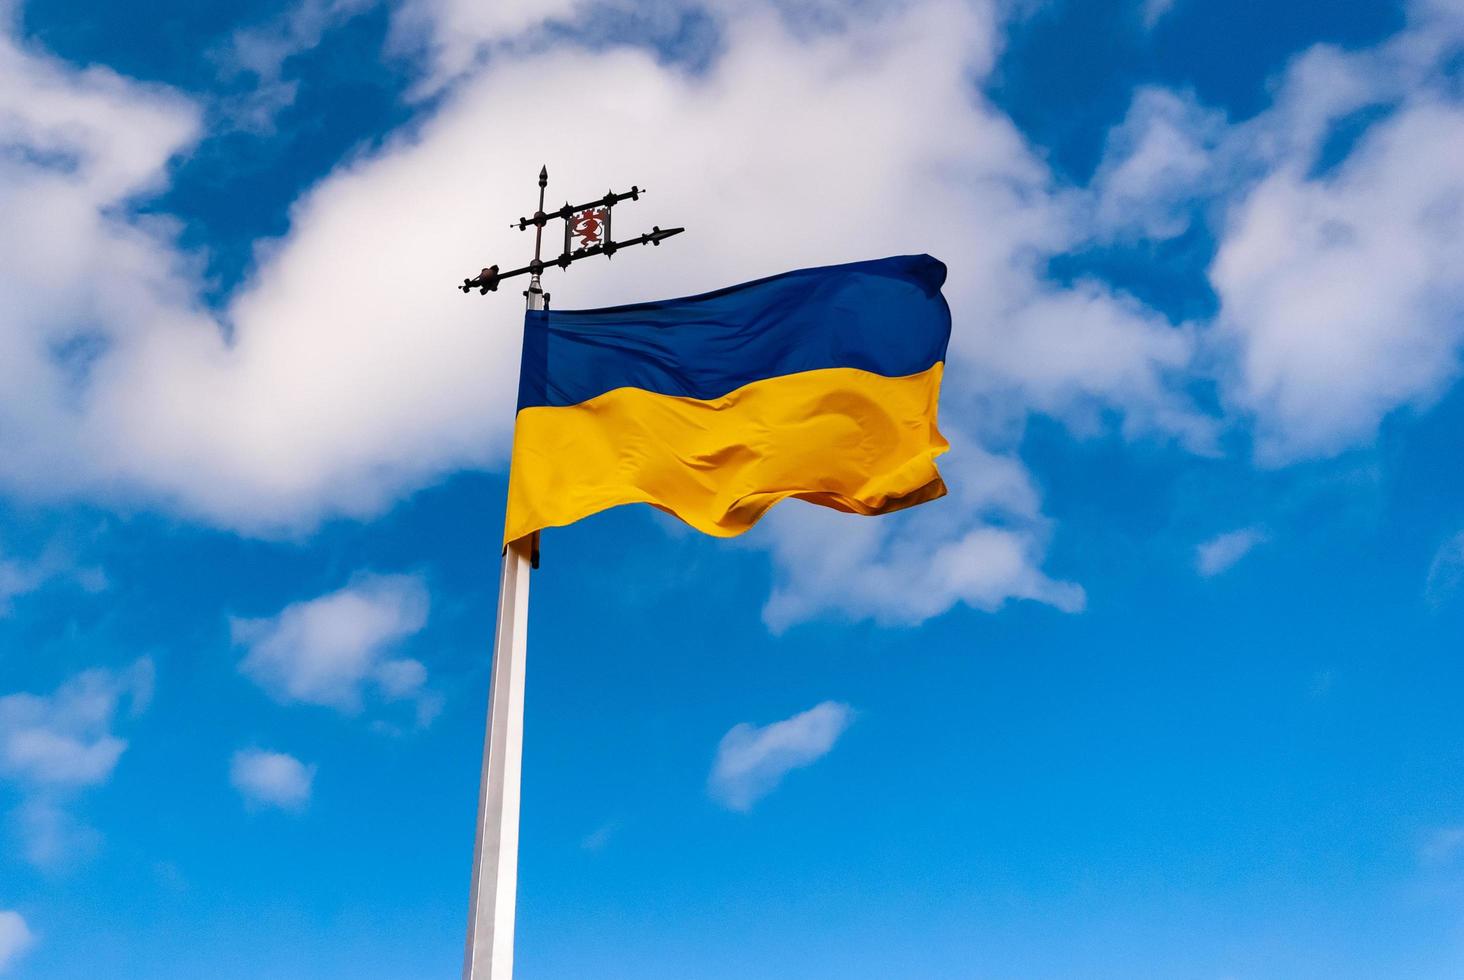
[230,748,315,813]
[0,544,107,617]
[0,660,152,867]
[0,910,34,974]
[1195,527,1268,577]
[1420,825,1464,866]
[210,0,375,131]
[232,574,432,720]
[1141,0,1178,29]
[1425,531,1464,608]
[709,702,854,812]
[579,821,617,853]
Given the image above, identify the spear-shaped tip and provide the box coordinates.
[538,165,548,187]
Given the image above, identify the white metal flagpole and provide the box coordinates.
[462,273,544,980]
[456,163,680,979]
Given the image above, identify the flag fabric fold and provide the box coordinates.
[504,254,953,544]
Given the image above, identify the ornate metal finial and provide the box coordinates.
[459,167,684,296]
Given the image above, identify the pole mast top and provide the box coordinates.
[460,165,686,301]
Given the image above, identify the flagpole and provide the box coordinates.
[462,171,550,980]
[461,527,531,980]
[457,164,680,980]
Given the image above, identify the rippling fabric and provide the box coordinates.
[505,255,952,544]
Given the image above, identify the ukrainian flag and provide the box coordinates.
[505,254,952,544]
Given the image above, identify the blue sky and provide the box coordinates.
[4,0,1464,976]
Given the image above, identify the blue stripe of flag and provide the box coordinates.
[516,254,952,411]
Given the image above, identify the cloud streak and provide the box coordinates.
[1425,530,1464,607]
[0,910,34,974]
[0,542,106,617]
[709,701,853,811]
[1195,527,1267,577]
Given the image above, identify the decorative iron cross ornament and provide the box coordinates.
[459,167,684,299]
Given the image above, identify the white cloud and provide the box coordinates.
[0,542,107,617]
[1195,526,1267,577]
[0,0,1210,625]
[212,0,375,130]
[1094,0,1464,464]
[7,0,1464,628]
[0,24,204,508]
[388,0,583,92]
[1091,88,1226,242]
[708,701,853,811]
[0,910,34,974]
[0,660,153,866]
[0,661,151,787]
[233,573,431,715]
[1212,101,1464,462]
[230,748,315,812]
[0,555,49,617]
[760,438,1084,630]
